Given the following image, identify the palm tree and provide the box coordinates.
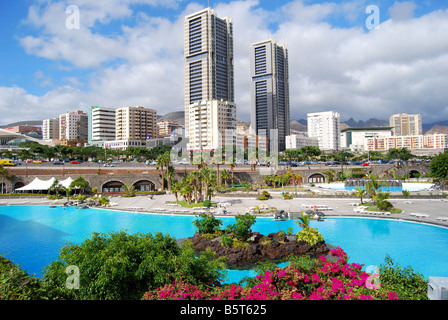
[354,186,366,204]
[49,178,61,196]
[295,212,311,228]
[201,167,217,201]
[366,174,388,204]
[0,166,14,194]
[170,181,181,201]
[227,157,236,184]
[220,169,231,188]
[70,176,90,195]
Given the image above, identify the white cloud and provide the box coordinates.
[2,0,448,127]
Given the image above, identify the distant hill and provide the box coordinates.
[423,120,448,130]
[290,120,307,132]
[157,111,185,125]
[425,124,448,135]
[343,118,389,128]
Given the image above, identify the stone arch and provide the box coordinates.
[409,170,422,178]
[133,179,156,192]
[14,182,25,190]
[102,180,125,193]
[308,173,325,184]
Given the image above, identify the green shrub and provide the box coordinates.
[42,231,226,300]
[257,191,271,200]
[0,255,47,300]
[193,212,223,235]
[282,192,293,200]
[221,233,233,247]
[225,213,257,241]
[378,255,428,300]
[376,200,394,211]
[296,227,324,246]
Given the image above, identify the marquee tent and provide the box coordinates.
[15,177,75,192]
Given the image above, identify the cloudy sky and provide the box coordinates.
[1,0,448,126]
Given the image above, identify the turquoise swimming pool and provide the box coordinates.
[1,205,448,284]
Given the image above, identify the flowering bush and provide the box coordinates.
[142,247,399,300]
[296,227,324,246]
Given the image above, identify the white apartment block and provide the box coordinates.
[389,113,422,136]
[42,118,59,141]
[285,134,319,150]
[186,99,236,151]
[365,134,448,156]
[307,111,341,151]
[340,127,393,152]
[59,110,88,145]
[88,106,116,146]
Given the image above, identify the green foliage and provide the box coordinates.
[378,255,428,300]
[295,212,311,228]
[282,192,293,200]
[225,213,257,241]
[257,190,271,200]
[0,255,47,300]
[42,231,226,299]
[430,151,448,180]
[296,227,324,246]
[221,233,233,248]
[376,200,394,211]
[193,212,223,235]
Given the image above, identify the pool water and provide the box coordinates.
[319,183,434,192]
[1,206,448,284]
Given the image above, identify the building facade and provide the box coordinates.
[389,113,422,136]
[186,99,236,151]
[250,39,290,151]
[59,110,88,146]
[184,8,234,139]
[115,106,158,142]
[307,111,341,152]
[340,127,393,152]
[285,134,319,150]
[88,106,116,146]
[43,118,59,141]
[157,120,183,137]
[365,134,448,156]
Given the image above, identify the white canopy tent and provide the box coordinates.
[15,177,75,192]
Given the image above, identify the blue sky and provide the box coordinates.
[1,0,448,125]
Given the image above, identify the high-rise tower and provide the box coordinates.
[250,39,289,151]
[184,8,234,140]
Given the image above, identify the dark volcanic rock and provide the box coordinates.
[185,232,330,269]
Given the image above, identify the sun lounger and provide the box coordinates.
[436,217,448,221]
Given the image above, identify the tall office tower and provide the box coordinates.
[115,106,158,141]
[307,111,341,151]
[88,106,116,146]
[184,8,234,139]
[59,110,88,146]
[42,118,59,141]
[250,39,290,151]
[389,113,422,136]
[186,99,236,151]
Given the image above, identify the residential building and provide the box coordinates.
[250,39,290,151]
[307,111,341,151]
[88,106,116,146]
[365,134,448,156]
[389,113,422,136]
[59,110,88,146]
[102,106,158,150]
[115,106,158,141]
[340,127,393,152]
[184,8,234,139]
[43,118,59,141]
[186,99,236,151]
[285,134,319,150]
[157,120,183,137]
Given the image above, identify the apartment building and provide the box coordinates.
[184,8,234,139]
[365,134,448,156]
[250,39,290,151]
[88,106,116,146]
[389,113,422,136]
[58,110,88,147]
[307,111,341,151]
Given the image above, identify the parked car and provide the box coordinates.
[361,163,370,167]
[33,160,43,164]
[53,160,64,165]
[25,159,34,163]
[70,160,81,164]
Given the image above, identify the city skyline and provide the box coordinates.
[1,1,448,125]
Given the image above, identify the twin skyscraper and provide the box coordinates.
[184,8,290,152]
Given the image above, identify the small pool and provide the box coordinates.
[319,183,434,192]
[1,206,448,284]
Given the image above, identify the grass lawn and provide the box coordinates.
[175,201,217,208]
